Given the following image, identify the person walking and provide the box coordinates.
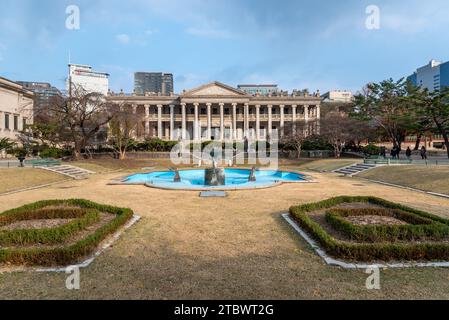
[390,148,396,159]
[406,146,412,160]
[420,146,427,160]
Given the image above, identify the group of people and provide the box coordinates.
[381,145,428,160]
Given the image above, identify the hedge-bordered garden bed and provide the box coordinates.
[289,196,449,262]
[0,199,134,266]
[325,208,449,242]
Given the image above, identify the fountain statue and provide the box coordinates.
[204,150,226,186]
[171,168,181,183]
[248,167,257,182]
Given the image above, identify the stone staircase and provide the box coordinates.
[333,163,377,176]
[38,165,95,180]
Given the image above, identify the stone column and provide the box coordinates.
[244,103,249,138]
[170,105,175,141]
[219,103,225,141]
[280,105,285,137]
[157,104,163,139]
[304,105,309,122]
[194,103,199,141]
[292,105,297,134]
[232,103,237,140]
[316,104,321,134]
[255,105,261,141]
[144,104,150,137]
[268,105,273,138]
[206,103,212,140]
[181,103,187,140]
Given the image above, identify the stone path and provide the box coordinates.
[37,165,95,179]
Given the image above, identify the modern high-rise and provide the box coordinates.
[237,84,278,95]
[407,59,449,92]
[16,81,61,119]
[134,72,174,96]
[67,64,109,96]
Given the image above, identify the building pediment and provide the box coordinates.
[182,81,248,97]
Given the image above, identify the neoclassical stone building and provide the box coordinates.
[108,81,321,141]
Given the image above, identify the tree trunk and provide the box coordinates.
[442,131,449,159]
[414,133,422,151]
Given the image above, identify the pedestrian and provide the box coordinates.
[406,146,412,160]
[390,148,396,159]
[420,146,427,160]
[381,147,386,159]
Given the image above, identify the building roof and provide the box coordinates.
[0,76,34,97]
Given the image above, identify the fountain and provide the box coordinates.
[171,168,181,182]
[204,159,226,186]
[248,167,257,182]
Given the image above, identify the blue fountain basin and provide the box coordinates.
[123,168,307,190]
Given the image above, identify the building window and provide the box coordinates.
[14,115,19,131]
[4,114,9,130]
[23,118,27,130]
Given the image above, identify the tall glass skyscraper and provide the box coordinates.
[134,72,174,96]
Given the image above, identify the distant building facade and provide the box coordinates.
[67,64,109,95]
[0,77,34,144]
[407,59,449,92]
[16,81,61,119]
[321,90,353,103]
[108,81,321,142]
[237,84,278,96]
[134,72,174,96]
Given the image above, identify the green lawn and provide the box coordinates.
[358,165,449,195]
[0,168,67,194]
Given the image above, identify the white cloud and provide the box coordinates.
[116,34,130,44]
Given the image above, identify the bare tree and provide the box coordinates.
[281,120,311,158]
[48,85,113,159]
[320,112,371,158]
[108,103,142,160]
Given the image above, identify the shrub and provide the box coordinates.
[39,147,71,159]
[289,196,449,262]
[0,199,134,266]
[361,144,382,156]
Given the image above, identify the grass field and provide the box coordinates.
[358,165,449,195]
[0,168,67,194]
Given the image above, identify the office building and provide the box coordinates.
[407,59,449,92]
[134,72,174,96]
[67,64,109,96]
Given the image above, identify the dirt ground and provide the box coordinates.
[1,169,449,299]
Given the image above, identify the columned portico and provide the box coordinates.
[108,81,321,143]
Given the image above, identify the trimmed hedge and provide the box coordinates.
[0,208,100,246]
[0,199,134,266]
[289,196,449,262]
[325,208,449,242]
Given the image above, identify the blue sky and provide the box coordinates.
[1,0,449,93]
